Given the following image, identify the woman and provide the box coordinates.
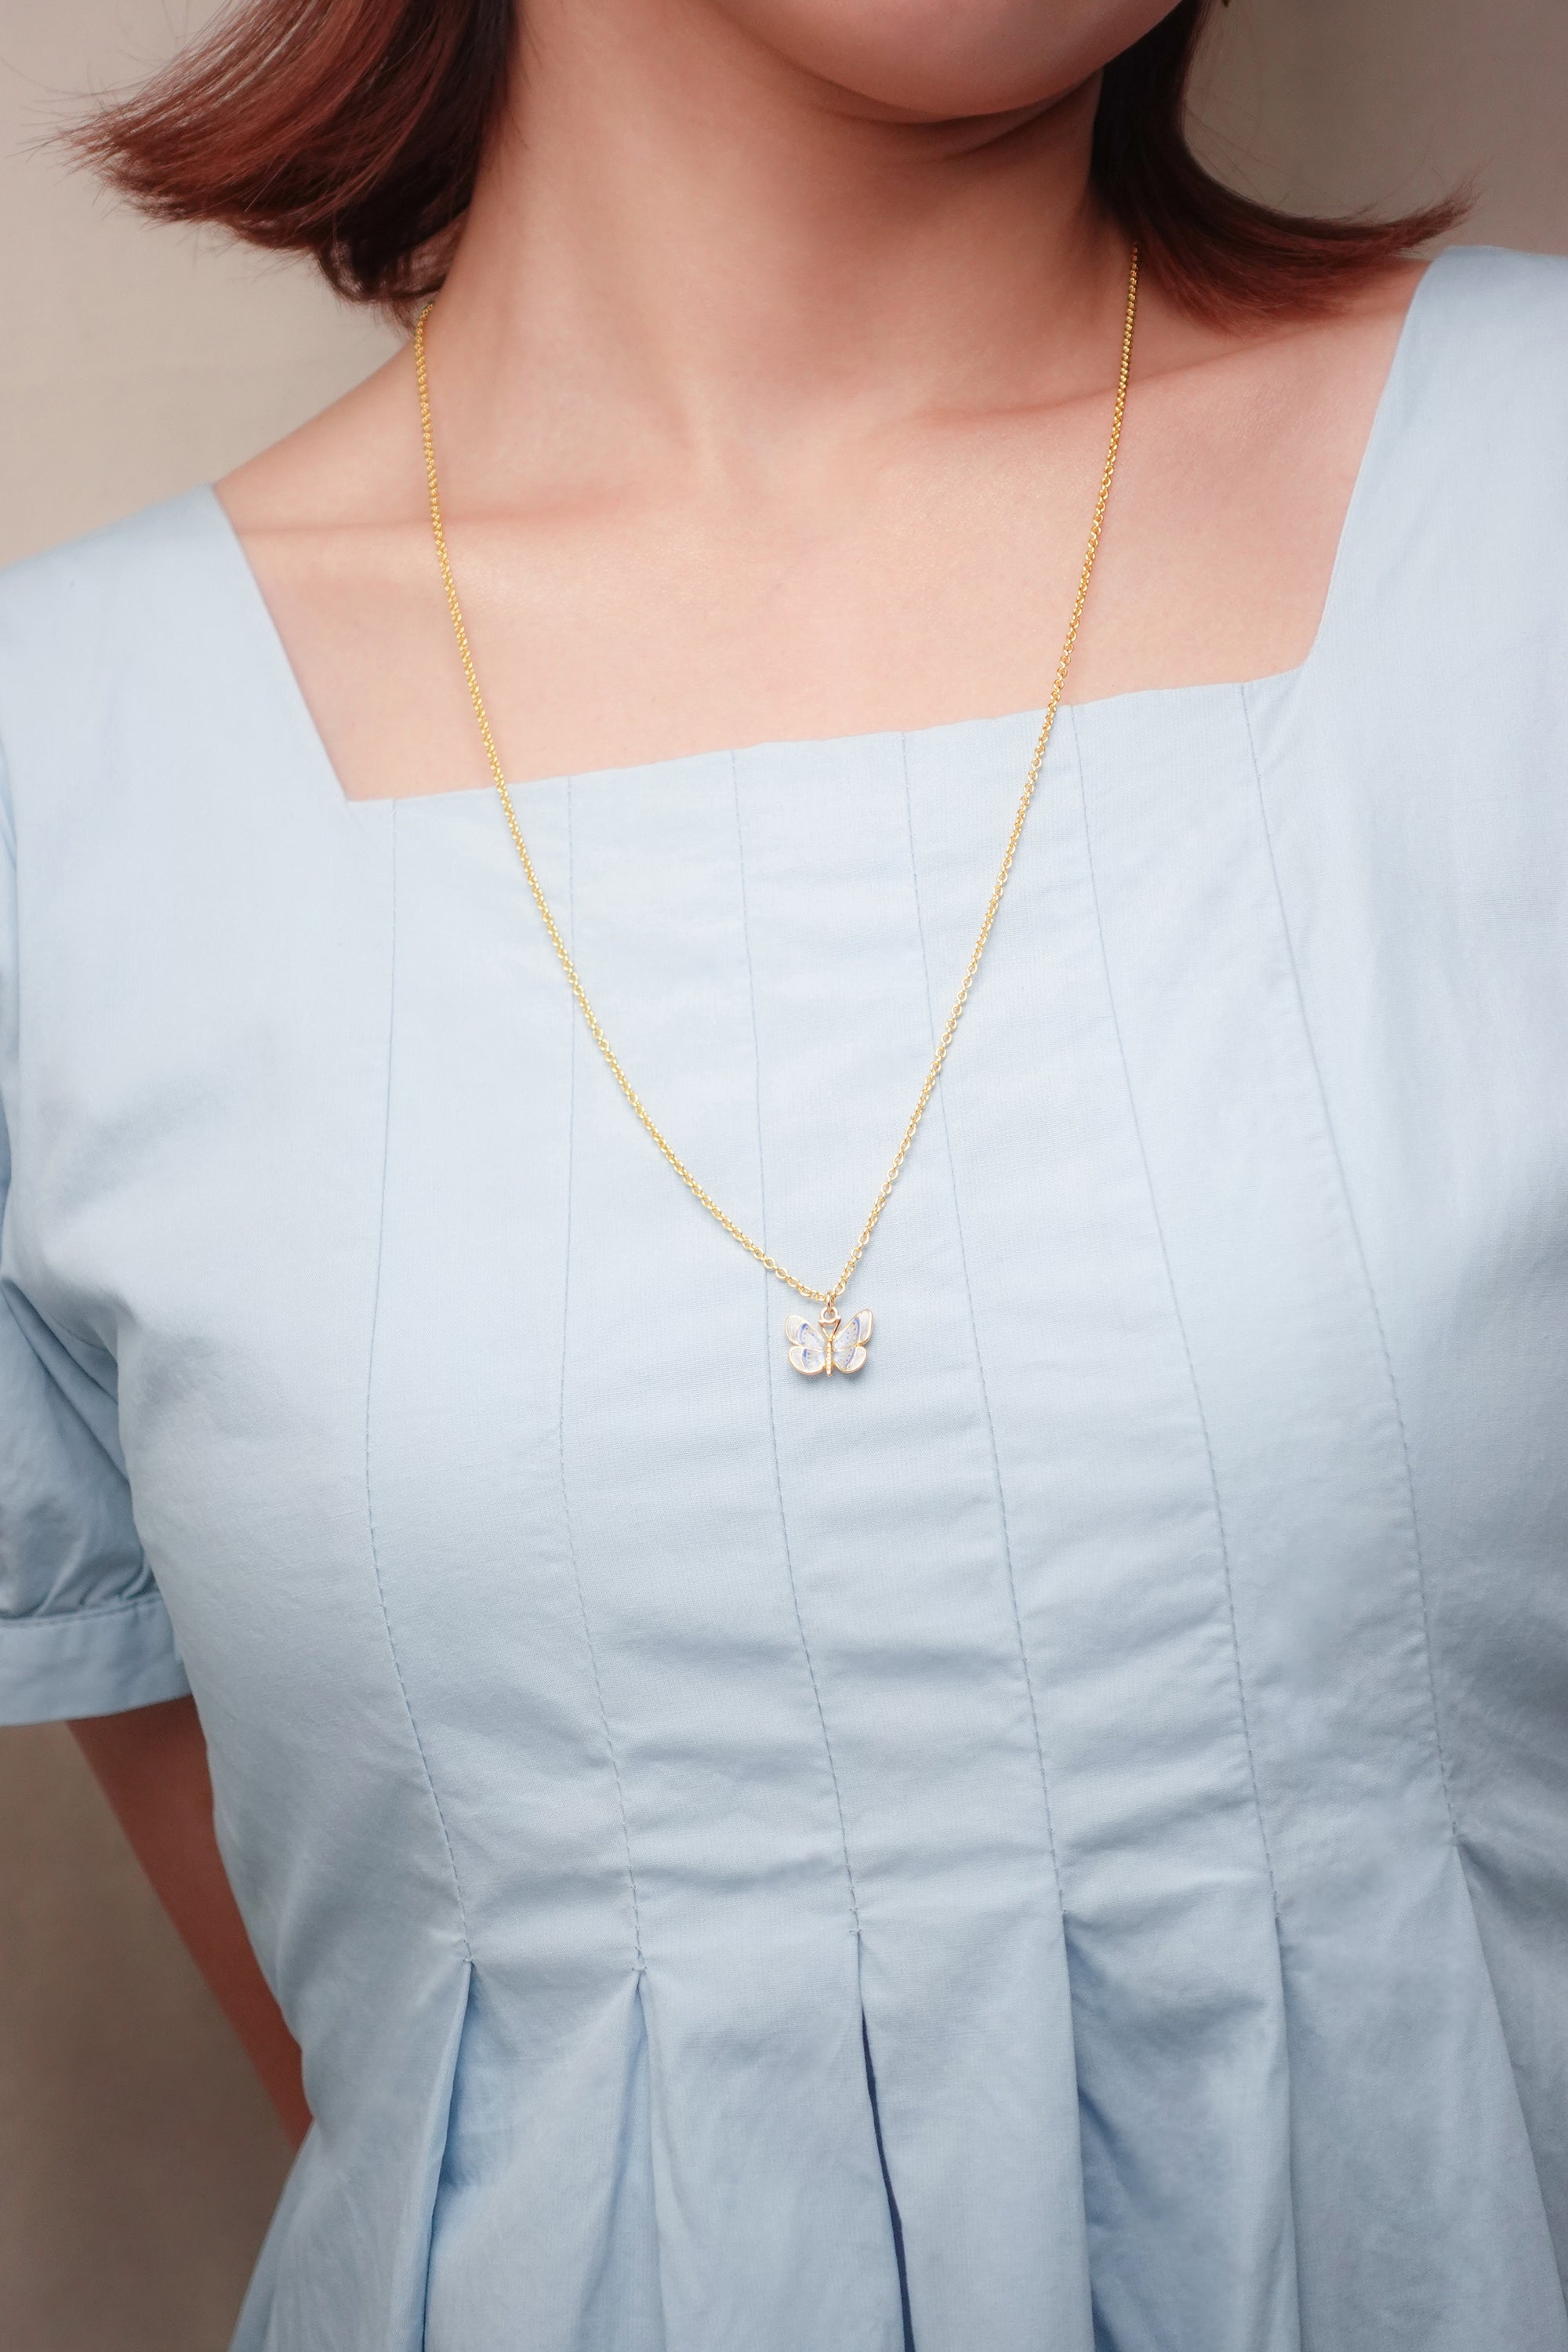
[2,0,1564,2343]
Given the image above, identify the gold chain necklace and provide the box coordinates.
[415,247,1138,1377]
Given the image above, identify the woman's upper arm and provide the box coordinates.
[0,726,189,1728]
[69,1696,312,2147]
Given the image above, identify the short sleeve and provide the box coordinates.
[0,739,190,1725]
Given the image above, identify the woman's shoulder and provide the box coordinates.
[1338,244,1568,642]
[0,488,242,706]
[1417,239,1568,326]
[0,345,416,822]
[1260,248,1568,897]
[0,478,343,994]
[1397,243,1568,443]
[0,486,303,854]
[0,488,243,860]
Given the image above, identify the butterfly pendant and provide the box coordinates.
[786,1300,873,1377]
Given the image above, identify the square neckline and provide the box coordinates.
[206,249,1453,815]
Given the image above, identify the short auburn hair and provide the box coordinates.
[73,0,1462,317]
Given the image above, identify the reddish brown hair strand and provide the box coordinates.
[1094,1,1464,318]
[72,0,515,306]
[73,0,1464,316]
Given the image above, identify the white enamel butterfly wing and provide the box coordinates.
[785,1305,873,1377]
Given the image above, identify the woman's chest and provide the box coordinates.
[25,697,1563,1836]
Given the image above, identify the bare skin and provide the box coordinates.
[217,0,1424,802]
[84,0,1429,2131]
[71,1700,311,2147]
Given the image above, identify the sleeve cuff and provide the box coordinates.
[0,1590,192,1725]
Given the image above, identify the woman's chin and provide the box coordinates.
[708,0,1171,121]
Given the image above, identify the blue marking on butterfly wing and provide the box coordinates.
[786,1315,827,1374]
[832,1308,872,1372]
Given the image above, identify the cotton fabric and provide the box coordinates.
[2,245,1566,2350]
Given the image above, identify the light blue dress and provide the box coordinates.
[2,245,1566,2351]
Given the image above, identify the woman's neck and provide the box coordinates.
[216,2,1423,800]
[430,0,1128,500]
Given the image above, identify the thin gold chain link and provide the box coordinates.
[415,247,1138,1308]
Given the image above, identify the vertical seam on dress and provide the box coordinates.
[731,749,861,1933]
[364,801,474,1961]
[899,733,1062,1878]
[557,777,647,1969]
[1240,684,1459,1842]
[1070,707,1283,1922]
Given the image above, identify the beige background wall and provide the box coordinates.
[2,4,1565,2347]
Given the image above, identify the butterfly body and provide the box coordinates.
[786,1302,873,1377]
